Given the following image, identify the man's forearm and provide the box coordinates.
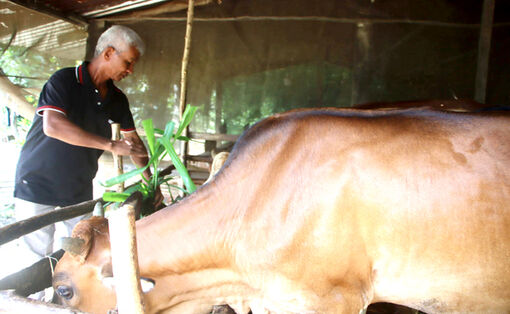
[43,111,147,157]
[43,110,112,151]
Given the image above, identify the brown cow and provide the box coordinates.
[53,106,510,313]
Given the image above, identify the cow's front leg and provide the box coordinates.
[319,286,372,314]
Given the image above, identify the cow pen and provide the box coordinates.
[0,198,98,311]
[0,195,151,313]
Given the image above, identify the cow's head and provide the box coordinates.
[52,216,118,313]
[53,194,154,313]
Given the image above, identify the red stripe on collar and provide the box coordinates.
[78,65,83,84]
[75,64,84,84]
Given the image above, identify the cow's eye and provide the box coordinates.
[56,285,74,299]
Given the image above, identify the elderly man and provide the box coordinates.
[14,25,162,279]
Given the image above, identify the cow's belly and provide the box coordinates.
[372,259,510,313]
[368,207,510,313]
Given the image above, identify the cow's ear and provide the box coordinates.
[61,217,107,263]
[61,236,90,263]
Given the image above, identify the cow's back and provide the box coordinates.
[220,108,510,313]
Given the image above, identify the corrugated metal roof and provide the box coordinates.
[1,0,197,60]
[6,0,192,23]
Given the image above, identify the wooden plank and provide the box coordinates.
[0,290,87,313]
[187,155,212,163]
[102,0,213,19]
[474,0,495,103]
[189,132,239,142]
[5,0,88,28]
[0,250,64,297]
[0,198,101,246]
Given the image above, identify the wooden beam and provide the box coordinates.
[189,132,239,142]
[104,0,213,19]
[100,15,481,28]
[0,250,64,297]
[6,0,88,29]
[85,20,107,61]
[0,290,87,313]
[474,0,495,103]
[187,155,212,163]
[0,198,101,246]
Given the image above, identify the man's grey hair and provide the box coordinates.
[94,25,145,57]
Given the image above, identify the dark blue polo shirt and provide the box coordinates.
[14,62,135,206]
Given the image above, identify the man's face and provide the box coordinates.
[108,45,140,81]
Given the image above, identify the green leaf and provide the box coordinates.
[157,177,174,185]
[153,128,165,135]
[162,121,175,142]
[142,119,156,156]
[101,105,198,207]
[175,135,191,141]
[101,167,147,187]
[174,106,198,140]
[165,183,189,194]
[160,136,196,193]
[102,192,130,202]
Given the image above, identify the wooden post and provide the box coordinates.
[108,192,144,314]
[474,0,495,103]
[178,0,196,166]
[215,81,224,143]
[111,123,124,192]
[351,22,370,105]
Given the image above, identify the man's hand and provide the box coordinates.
[110,139,148,157]
[153,186,164,208]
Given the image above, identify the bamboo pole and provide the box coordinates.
[108,192,144,314]
[178,0,196,166]
[111,123,125,192]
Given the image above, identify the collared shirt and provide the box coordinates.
[14,61,135,206]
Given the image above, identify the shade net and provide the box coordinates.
[2,0,510,156]
[107,0,510,143]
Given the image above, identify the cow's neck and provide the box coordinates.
[135,183,239,276]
